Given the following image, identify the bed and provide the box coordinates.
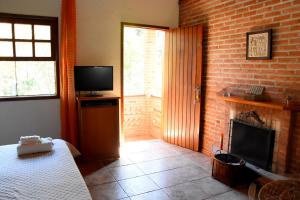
[0,139,92,200]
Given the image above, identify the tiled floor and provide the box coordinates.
[83,139,249,200]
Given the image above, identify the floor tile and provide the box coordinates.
[84,139,249,200]
[89,182,128,200]
[186,152,211,163]
[121,141,153,153]
[147,139,172,146]
[212,190,248,200]
[170,146,195,155]
[84,168,115,187]
[198,160,212,172]
[149,165,209,188]
[128,147,183,164]
[119,176,159,196]
[103,157,133,168]
[110,164,144,180]
[137,156,190,174]
[191,177,231,196]
[130,190,171,200]
[185,153,212,171]
[152,148,180,158]
[127,151,162,163]
[164,182,211,200]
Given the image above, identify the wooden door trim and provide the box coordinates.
[120,22,169,141]
[121,22,169,30]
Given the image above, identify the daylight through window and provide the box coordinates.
[0,14,58,100]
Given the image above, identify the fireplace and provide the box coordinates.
[230,119,275,171]
[220,97,295,174]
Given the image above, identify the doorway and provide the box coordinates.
[121,23,167,142]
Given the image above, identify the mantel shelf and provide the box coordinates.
[217,95,296,111]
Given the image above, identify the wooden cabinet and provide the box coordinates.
[77,96,120,160]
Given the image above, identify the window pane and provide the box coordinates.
[15,42,33,57]
[0,23,12,39]
[0,41,13,57]
[14,24,32,39]
[34,25,51,40]
[16,61,56,96]
[0,61,16,97]
[35,42,51,57]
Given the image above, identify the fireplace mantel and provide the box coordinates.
[217,95,297,111]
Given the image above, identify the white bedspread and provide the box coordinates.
[0,139,92,200]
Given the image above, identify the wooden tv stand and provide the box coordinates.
[76,95,120,161]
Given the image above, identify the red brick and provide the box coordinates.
[273,2,292,10]
[289,51,300,56]
[290,38,300,43]
[293,13,300,18]
[290,25,300,31]
[180,0,300,174]
[271,64,287,69]
[281,19,300,26]
[265,0,281,6]
[274,14,291,21]
[265,11,281,18]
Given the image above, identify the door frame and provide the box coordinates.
[120,22,169,141]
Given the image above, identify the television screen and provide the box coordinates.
[74,66,113,91]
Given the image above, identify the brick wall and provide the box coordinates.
[179,0,300,174]
[150,96,162,138]
[124,96,151,137]
[123,95,162,138]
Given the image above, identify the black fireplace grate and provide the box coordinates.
[229,119,275,171]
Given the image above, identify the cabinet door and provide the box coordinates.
[79,105,119,159]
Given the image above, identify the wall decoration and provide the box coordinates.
[246,29,272,60]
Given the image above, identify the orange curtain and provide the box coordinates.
[60,0,77,146]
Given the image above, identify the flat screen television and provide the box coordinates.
[74,66,113,91]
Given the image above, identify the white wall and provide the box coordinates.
[0,100,61,145]
[0,0,178,145]
[0,0,61,145]
[76,0,179,96]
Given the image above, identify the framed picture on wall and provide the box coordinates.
[246,29,272,60]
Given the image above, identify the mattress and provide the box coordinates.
[0,139,92,200]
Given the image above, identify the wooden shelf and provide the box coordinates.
[217,95,293,110]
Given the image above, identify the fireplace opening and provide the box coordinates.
[230,119,275,171]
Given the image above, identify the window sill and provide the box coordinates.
[0,95,60,102]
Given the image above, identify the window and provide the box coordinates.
[0,13,58,100]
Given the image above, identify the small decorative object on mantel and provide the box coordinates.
[217,86,243,97]
[245,85,266,101]
[217,88,231,97]
[286,96,293,106]
[249,86,265,95]
[246,29,272,60]
[284,89,298,107]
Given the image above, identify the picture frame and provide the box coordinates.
[246,29,272,60]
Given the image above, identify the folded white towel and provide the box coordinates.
[17,137,54,156]
[20,135,41,145]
